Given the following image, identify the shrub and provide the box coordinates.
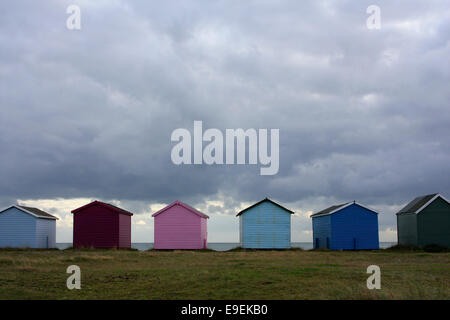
[423,244,449,253]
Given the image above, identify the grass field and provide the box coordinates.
[0,248,448,300]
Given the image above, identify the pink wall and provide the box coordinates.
[153,202,208,249]
[118,213,131,248]
[201,218,207,248]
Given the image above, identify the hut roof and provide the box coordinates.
[310,202,379,218]
[152,200,209,219]
[236,198,294,217]
[71,200,134,216]
[0,205,58,220]
[396,193,449,215]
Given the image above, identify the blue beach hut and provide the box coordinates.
[310,202,379,250]
[237,198,294,249]
[0,205,58,248]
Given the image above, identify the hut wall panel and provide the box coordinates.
[118,213,131,248]
[200,217,207,249]
[417,197,450,247]
[397,214,417,246]
[0,207,36,248]
[330,204,379,250]
[312,215,331,248]
[154,205,203,249]
[73,205,119,248]
[239,215,243,247]
[241,201,291,249]
[35,218,56,248]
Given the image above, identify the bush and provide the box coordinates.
[384,244,421,251]
[384,244,449,252]
[423,244,449,253]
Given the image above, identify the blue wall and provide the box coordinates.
[36,218,56,248]
[0,207,56,248]
[240,201,291,249]
[0,207,37,248]
[313,203,379,250]
[312,215,331,249]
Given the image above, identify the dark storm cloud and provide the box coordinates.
[0,0,449,231]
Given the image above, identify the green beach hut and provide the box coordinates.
[396,193,450,247]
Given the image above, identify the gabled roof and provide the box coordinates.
[71,200,134,216]
[396,193,449,215]
[152,200,209,219]
[0,205,58,220]
[310,203,350,218]
[310,201,379,218]
[236,198,294,217]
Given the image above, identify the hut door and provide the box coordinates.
[315,238,319,249]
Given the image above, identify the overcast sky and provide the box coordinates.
[1,1,449,243]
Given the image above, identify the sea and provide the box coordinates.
[56,242,397,251]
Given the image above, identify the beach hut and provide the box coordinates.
[72,200,133,248]
[237,198,294,249]
[0,205,58,248]
[152,201,209,249]
[396,193,450,247]
[311,202,379,250]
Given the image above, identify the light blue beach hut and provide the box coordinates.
[0,205,58,248]
[237,198,294,249]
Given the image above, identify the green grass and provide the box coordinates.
[0,248,448,300]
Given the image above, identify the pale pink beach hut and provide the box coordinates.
[152,201,209,249]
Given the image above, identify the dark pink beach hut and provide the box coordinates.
[152,201,209,249]
[72,200,133,248]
